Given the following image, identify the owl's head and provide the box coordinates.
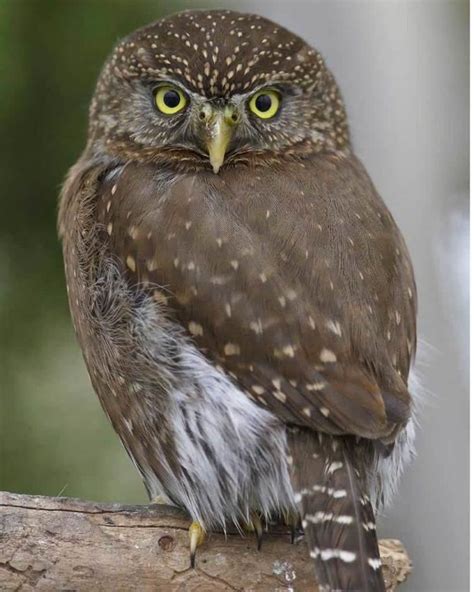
[88,9,349,172]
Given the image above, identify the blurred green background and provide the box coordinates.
[0,0,202,504]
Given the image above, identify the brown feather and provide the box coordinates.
[96,152,415,441]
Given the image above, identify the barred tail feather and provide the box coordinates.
[287,428,385,592]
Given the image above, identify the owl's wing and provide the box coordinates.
[98,153,416,442]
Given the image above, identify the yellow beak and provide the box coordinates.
[201,105,237,174]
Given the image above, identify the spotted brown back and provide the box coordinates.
[96,151,416,442]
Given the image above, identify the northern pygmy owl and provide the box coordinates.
[58,10,417,592]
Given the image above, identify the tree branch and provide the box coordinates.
[0,492,411,591]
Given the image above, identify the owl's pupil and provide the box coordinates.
[163,90,180,108]
[255,94,272,112]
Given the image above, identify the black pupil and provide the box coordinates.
[163,90,181,108]
[255,94,272,112]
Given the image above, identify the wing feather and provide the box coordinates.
[97,153,416,441]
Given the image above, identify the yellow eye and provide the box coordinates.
[248,89,281,119]
[154,85,187,115]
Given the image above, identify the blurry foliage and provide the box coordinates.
[0,0,210,502]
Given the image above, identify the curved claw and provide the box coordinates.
[250,511,263,551]
[189,521,205,568]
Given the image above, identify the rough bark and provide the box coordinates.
[0,492,411,591]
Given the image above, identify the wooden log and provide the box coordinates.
[0,492,411,591]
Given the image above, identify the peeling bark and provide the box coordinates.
[0,492,411,591]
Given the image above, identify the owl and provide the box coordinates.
[58,9,417,592]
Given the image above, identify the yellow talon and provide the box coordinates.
[189,521,206,568]
[247,511,263,550]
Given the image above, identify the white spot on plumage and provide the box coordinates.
[249,319,263,334]
[320,348,337,363]
[305,512,354,525]
[311,485,347,499]
[327,461,343,474]
[210,276,228,285]
[224,343,240,356]
[310,548,357,563]
[188,322,203,336]
[368,558,382,570]
[282,345,295,358]
[325,319,342,336]
[322,549,357,562]
[128,226,138,240]
[126,255,136,272]
[273,390,287,403]
[306,382,326,391]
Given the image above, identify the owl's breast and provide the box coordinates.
[94,152,415,438]
[99,154,415,377]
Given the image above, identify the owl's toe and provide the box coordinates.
[243,511,264,551]
[189,521,206,568]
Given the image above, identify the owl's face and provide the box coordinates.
[89,10,349,172]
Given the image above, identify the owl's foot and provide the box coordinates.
[189,521,206,568]
[244,511,263,550]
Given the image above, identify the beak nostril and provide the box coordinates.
[199,111,207,121]
[231,113,238,123]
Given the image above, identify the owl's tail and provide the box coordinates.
[287,428,385,592]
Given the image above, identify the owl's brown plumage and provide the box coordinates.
[59,9,417,591]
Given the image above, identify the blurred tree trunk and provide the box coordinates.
[0,491,411,591]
